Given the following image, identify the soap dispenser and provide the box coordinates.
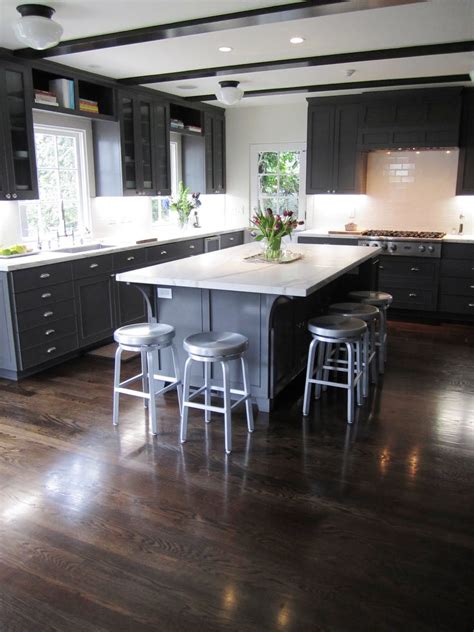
[458,213,465,235]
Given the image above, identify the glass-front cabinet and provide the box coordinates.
[0,61,38,200]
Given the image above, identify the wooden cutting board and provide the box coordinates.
[328,230,364,235]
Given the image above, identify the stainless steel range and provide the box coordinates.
[358,230,445,258]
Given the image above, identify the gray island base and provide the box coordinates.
[117,243,380,412]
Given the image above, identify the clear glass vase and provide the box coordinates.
[262,236,283,261]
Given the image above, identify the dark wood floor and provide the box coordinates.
[0,322,473,631]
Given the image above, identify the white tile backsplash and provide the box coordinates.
[308,149,474,235]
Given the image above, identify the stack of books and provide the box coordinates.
[49,78,75,109]
[185,125,202,134]
[79,98,99,114]
[170,118,184,130]
[34,89,58,106]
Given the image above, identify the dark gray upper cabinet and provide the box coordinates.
[456,89,474,195]
[93,91,170,197]
[204,112,226,194]
[358,88,462,149]
[0,60,38,201]
[306,98,366,194]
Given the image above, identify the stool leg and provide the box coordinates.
[241,357,254,433]
[112,345,123,426]
[147,349,158,435]
[170,343,183,415]
[363,330,369,398]
[204,362,211,423]
[221,361,232,454]
[315,341,326,400]
[370,319,378,384]
[303,337,319,416]
[141,349,149,409]
[378,310,386,374]
[180,357,193,444]
[322,343,332,392]
[356,339,363,407]
[346,341,355,424]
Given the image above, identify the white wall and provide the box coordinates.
[225,103,307,223]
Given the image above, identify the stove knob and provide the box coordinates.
[389,244,397,252]
[372,243,379,247]
[428,245,435,253]
[381,243,388,251]
[418,244,426,253]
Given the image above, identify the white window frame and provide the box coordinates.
[19,122,91,240]
[151,133,182,226]
[250,142,307,223]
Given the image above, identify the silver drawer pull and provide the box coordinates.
[89,263,99,269]
[160,250,167,255]
[47,347,57,354]
[43,311,54,318]
[45,329,55,336]
[41,292,52,299]
[469,303,474,308]
[127,256,135,261]
[189,245,195,249]
[470,285,474,289]
[408,293,417,298]
[379,265,384,270]
[40,272,51,279]
[410,267,419,272]
[229,237,234,241]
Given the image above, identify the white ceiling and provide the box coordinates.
[0,0,473,108]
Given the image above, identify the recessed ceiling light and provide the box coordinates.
[290,37,305,45]
[176,84,198,90]
[219,46,233,53]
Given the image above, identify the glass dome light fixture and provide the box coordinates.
[14,4,63,50]
[215,80,243,106]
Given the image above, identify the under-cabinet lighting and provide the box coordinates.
[290,37,305,44]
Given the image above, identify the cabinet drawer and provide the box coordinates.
[16,299,75,332]
[146,241,182,264]
[440,258,474,278]
[113,248,146,271]
[439,277,474,297]
[383,286,437,311]
[378,257,438,281]
[439,295,474,315]
[18,316,77,350]
[221,231,244,249]
[20,333,78,370]
[14,281,74,313]
[73,254,113,279]
[175,238,204,258]
[298,236,356,245]
[442,243,474,259]
[11,262,73,293]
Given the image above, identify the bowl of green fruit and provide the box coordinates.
[0,244,36,258]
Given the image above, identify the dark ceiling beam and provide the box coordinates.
[184,74,470,101]
[13,0,427,59]
[119,41,474,85]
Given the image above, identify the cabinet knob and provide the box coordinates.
[470,285,474,289]
[43,311,54,318]
[229,237,234,241]
[327,190,330,193]
[161,250,167,255]
[47,347,57,354]
[5,193,11,199]
[469,303,474,308]
[89,263,99,269]
[40,272,51,279]
[45,329,56,336]
[332,190,336,194]
[189,245,195,249]
[410,267,419,272]
[408,293,417,298]
[127,256,135,261]
[41,292,52,299]
[12,193,17,199]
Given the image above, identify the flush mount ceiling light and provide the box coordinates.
[290,36,305,44]
[14,4,63,50]
[215,80,243,106]
[218,46,233,53]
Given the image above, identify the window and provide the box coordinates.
[19,124,90,240]
[151,135,180,224]
[250,143,306,221]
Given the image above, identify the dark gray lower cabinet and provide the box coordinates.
[114,280,147,327]
[75,275,115,346]
[439,242,474,318]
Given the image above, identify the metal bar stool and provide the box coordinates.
[113,323,182,435]
[347,291,393,373]
[180,331,254,454]
[328,302,379,398]
[303,315,367,424]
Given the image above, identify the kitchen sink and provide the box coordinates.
[50,243,116,254]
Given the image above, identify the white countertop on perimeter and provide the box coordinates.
[116,243,380,297]
[298,230,474,244]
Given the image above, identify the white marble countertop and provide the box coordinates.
[117,243,380,297]
[0,225,248,272]
[298,230,474,244]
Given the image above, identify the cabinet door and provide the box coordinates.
[306,105,335,194]
[119,94,138,195]
[114,279,147,328]
[333,105,366,193]
[204,113,226,194]
[0,61,38,200]
[153,102,171,196]
[456,90,474,195]
[136,97,156,195]
[75,275,115,346]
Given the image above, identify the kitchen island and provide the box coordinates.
[117,243,380,411]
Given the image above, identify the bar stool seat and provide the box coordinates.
[329,303,380,396]
[347,290,393,307]
[303,315,367,424]
[112,323,182,435]
[180,331,254,454]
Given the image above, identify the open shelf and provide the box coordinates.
[169,103,203,135]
